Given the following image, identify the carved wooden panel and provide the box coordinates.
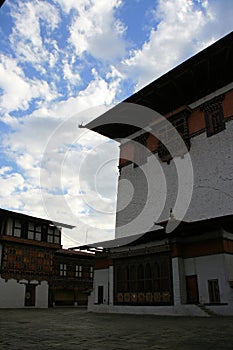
[2,243,53,281]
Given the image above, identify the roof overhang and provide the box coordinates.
[71,215,233,251]
[0,208,75,229]
[0,1,6,8]
[84,31,233,140]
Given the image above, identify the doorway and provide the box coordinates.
[25,284,36,306]
[98,286,104,304]
[186,275,199,304]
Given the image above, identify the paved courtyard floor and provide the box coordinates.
[0,308,233,350]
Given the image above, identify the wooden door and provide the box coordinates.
[98,286,104,304]
[25,284,36,306]
[186,275,199,304]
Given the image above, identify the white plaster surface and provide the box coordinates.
[36,281,48,308]
[0,277,49,308]
[172,257,186,305]
[92,269,109,305]
[184,253,233,306]
[0,278,25,308]
[116,120,233,238]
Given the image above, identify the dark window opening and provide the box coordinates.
[157,109,190,163]
[202,95,225,137]
[60,263,67,277]
[133,132,149,167]
[208,279,220,303]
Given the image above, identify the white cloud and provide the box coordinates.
[0,166,12,175]
[1,69,121,247]
[0,55,58,114]
[0,172,25,197]
[9,0,60,68]
[65,0,126,61]
[121,0,233,91]
[63,59,81,85]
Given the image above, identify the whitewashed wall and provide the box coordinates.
[0,277,49,308]
[116,120,233,238]
[93,269,109,305]
[36,281,48,308]
[0,278,25,308]
[184,253,232,305]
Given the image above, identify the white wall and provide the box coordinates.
[184,254,232,305]
[0,277,49,308]
[172,257,186,305]
[116,120,233,238]
[36,281,48,308]
[93,269,109,305]
[0,277,25,308]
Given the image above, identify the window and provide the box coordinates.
[145,263,152,292]
[54,229,60,244]
[208,279,220,303]
[47,226,61,244]
[114,254,172,305]
[202,96,225,137]
[129,265,136,292]
[12,219,21,237]
[75,265,82,278]
[48,227,54,243]
[28,222,35,240]
[133,133,149,167]
[137,264,144,292]
[60,263,67,276]
[27,222,41,241]
[35,225,42,241]
[157,109,190,163]
[89,266,93,278]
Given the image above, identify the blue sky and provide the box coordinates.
[0,0,233,247]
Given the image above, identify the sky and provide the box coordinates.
[0,0,233,248]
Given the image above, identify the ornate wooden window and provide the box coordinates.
[28,222,42,241]
[12,219,21,237]
[2,245,53,280]
[47,226,60,244]
[145,263,152,292]
[75,265,82,278]
[60,263,67,276]
[89,266,93,278]
[201,96,225,137]
[114,253,172,305]
[129,265,136,292]
[133,132,149,167]
[137,264,144,291]
[157,109,190,163]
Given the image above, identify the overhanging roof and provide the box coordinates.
[0,208,75,229]
[84,31,233,140]
[0,1,6,8]
[72,215,233,251]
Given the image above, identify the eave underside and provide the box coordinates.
[85,31,233,140]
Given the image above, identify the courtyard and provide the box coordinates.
[0,308,233,349]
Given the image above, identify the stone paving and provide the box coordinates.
[0,308,233,350]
